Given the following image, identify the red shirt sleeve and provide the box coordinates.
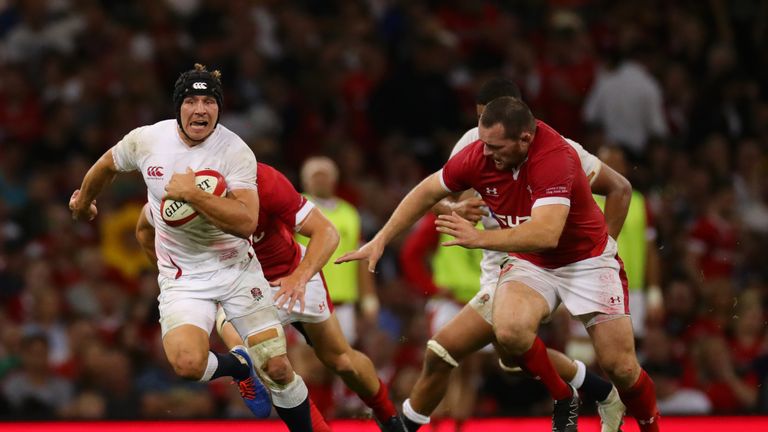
[529,147,577,206]
[441,143,478,192]
[258,163,308,229]
[399,214,441,298]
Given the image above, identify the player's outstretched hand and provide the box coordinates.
[451,197,488,223]
[436,211,484,248]
[335,240,383,273]
[164,167,196,201]
[69,189,98,221]
[270,273,308,313]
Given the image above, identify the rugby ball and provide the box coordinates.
[161,169,227,227]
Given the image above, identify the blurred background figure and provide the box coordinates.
[296,156,380,418]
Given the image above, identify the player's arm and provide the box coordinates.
[164,168,259,239]
[135,204,158,267]
[431,190,487,223]
[273,208,340,312]
[69,149,120,221]
[437,204,569,252]
[292,208,340,288]
[336,173,452,271]
[590,163,632,239]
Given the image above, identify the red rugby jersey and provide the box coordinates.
[252,163,315,280]
[440,120,607,268]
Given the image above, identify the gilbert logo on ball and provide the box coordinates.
[161,169,227,227]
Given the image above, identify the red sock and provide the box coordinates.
[309,398,332,432]
[515,337,572,400]
[618,369,660,432]
[360,378,397,422]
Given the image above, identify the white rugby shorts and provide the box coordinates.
[158,256,277,337]
[470,237,629,324]
[275,270,332,325]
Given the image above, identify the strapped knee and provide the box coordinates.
[426,339,458,368]
[245,325,287,370]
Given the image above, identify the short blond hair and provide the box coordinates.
[301,156,339,186]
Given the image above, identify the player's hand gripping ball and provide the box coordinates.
[161,169,227,226]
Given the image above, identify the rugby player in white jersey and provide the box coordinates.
[69,64,312,431]
[397,79,629,432]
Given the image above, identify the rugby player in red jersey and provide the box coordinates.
[338,97,660,432]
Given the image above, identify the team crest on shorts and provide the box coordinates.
[250,287,264,301]
[478,293,491,305]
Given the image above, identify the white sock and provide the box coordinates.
[569,359,586,389]
[403,399,430,425]
[198,351,218,382]
[271,373,309,409]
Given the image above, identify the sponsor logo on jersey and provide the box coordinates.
[252,231,266,244]
[147,166,164,178]
[485,187,498,196]
[494,214,531,227]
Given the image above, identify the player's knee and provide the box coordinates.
[170,351,208,380]
[319,350,355,376]
[494,323,535,355]
[425,339,459,372]
[423,347,455,375]
[597,350,638,384]
[263,354,294,385]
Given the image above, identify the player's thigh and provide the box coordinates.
[157,290,218,340]
[492,258,557,332]
[162,323,211,364]
[302,312,352,360]
[432,304,495,361]
[586,314,637,363]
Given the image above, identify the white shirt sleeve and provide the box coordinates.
[565,138,602,184]
[225,139,258,191]
[449,127,480,158]
[111,126,148,172]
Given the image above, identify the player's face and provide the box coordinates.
[179,95,219,142]
[306,171,336,198]
[479,123,531,171]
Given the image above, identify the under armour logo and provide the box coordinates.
[485,187,498,196]
[147,166,164,177]
[192,82,207,89]
[609,296,622,304]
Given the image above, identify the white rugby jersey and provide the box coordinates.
[449,126,603,287]
[112,120,258,279]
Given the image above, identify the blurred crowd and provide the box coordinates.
[1,0,768,421]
